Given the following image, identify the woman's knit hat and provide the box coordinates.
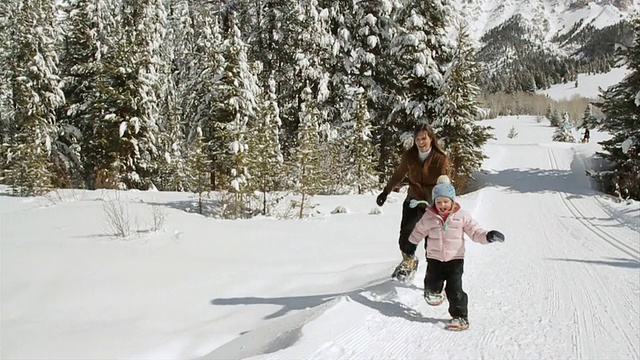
[432,175,455,202]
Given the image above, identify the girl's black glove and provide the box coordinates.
[487,230,505,243]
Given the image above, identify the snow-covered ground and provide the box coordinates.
[1,115,639,360]
[538,66,631,100]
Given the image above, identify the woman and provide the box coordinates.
[376,123,450,282]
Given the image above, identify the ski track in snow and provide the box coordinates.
[545,147,639,358]
[546,148,639,260]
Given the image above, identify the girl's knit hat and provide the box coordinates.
[432,175,455,202]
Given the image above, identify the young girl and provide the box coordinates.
[408,175,505,331]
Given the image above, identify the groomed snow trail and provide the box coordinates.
[202,118,640,360]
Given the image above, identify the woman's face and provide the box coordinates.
[415,130,432,152]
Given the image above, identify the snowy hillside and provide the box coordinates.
[453,0,639,42]
[2,116,639,359]
[538,66,631,100]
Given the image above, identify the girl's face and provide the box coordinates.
[415,130,432,152]
[435,197,453,214]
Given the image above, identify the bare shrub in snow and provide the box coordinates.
[507,126,518,139]
[43,188,79,206]
[284,197,320,218]
[274,198,298,219]
[254,191,288,217]
[102,192,168,237]
[212,191,262,219]
[151,205,167,231]
[102,192,132,237]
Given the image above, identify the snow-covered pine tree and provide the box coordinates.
[349,0,401,184]
[350,90,378,194]
[523,73,537,93]
[580,103,599,129]
[596,17,640,200]
[246,73,284,215]
[317,0,358,127]
[285,0,332,152]
[349,0,394,86]
[553,111,576,142]
[248,0,306,159]
[0,1,13,158]
[293,0,350,196]
[293,87,325,218]
[252,0,299,88]
[3,0,65,196]
[313,1,362,195]
[184,126,212,215]
[133,0,168,190]
[287,0,332,215]
[58,0,117,188]
[87,0,167,190]
[153,0,191,191]
[437,26,493,192]
[154,72,189,191]
[545,104,553,124]
[166,0,193,81]
[214,11,262,217]
[183,5,224,189]
[215,0,256,42]
[388,0,455,145]
[317,122,349,194]
[550,108,561,127]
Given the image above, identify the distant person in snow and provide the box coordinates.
[582,127,590,143]
[408,175,505,331]
[375,123,449,282]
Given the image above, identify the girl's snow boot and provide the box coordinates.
[424,290,446,306]
[447,317,469,331]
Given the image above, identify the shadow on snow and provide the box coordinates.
[204,280,445,359]
[546,257,640,269]
[467,153,600,198]
[210,279,441,324]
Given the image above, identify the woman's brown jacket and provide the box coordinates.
[383,148,449,203]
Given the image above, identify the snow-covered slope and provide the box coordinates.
[537,66,631,100]
[2,116,639,360]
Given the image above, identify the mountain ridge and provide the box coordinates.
[450,0,638,93]
[453,0,638,42]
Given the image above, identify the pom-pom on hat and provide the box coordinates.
[432,175,456,202]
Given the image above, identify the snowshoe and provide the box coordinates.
[391,253,418,282]
[446,317,469,331]
[424,290,446,306]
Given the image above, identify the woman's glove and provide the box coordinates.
[486,230,505,243]
[376,191,388,206]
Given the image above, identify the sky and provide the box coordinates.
[1,78,639,359]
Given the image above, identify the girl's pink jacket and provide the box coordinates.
[409,203,489,262]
